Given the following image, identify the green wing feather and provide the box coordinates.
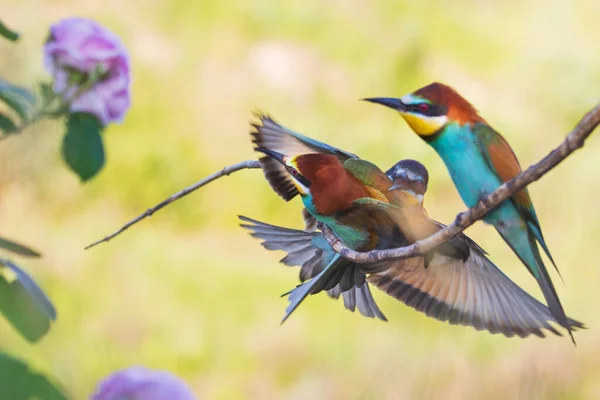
[343,159,392,191]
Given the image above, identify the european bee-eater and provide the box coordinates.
[245,155,584,337]
[365,82,575,342]
[240,158,431,322]
[255,147,410,323]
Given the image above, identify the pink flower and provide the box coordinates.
[91,366,195,400]
[44,17,130,126]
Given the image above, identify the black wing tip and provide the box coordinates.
[250,124,299,201]
[569,319,587,330]
[238,215,256,224]
[249,112,301,201]
[260,158,299,201]
[250,111,276,125]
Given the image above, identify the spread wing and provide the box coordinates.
[238,216,386,320]
[367,244,584,338]
[473,123,557,269]
[251,113,358,202]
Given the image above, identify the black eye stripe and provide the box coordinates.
[407,103,447,117]
[287,166,311,188]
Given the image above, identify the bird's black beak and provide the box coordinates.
[363,97,406,111]
[255,147,287,165]
[388,181,407,192]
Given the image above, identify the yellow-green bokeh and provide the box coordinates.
[1,0,600,399]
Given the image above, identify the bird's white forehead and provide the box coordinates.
[394,166,421,182]
[401,93,420,105]
[404,169,422,182]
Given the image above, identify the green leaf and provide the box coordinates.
[62,112,105,182]
[0,236,41,258]
[0,79,37,121]
[0,260,56,343]
[0,113,17,133]
[0,21,19,42]
[0,352,68,400]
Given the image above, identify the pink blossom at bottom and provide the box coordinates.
[91,366,195,400]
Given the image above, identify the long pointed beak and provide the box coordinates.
[255,147,288,165]
[363,97,406,111]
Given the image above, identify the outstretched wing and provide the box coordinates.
[239,216,386,320]
[367,244,584,338]
[251,113,358,203]
[473,123,557,270]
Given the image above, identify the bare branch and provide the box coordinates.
[85,160,261,249]
[322,102,600,264]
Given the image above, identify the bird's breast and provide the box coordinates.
[430,125,504,215]
[300,196,370,249]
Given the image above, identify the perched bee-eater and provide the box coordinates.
[247,151,583,338]
[365,82,575,342]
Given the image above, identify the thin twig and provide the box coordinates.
[1,82,87,140]
[85,160,261,249]
[322,102,600,264]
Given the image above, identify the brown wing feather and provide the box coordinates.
[486,135,533,209]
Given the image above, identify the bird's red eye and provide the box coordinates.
[290,168,298,176]
[418,103,430,113]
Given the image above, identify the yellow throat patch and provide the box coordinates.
[400,112,447,137]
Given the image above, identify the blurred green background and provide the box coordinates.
[1,0,600,399]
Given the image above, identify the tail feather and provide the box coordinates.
[496,225,575,344]
[527,220,563,283]
[281,253,345,323]
[240,215,386,321]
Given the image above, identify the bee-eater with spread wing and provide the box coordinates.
[254,147,411,323]
[239,159,429,323]
[251,144,583,338]
[365,82,576,342]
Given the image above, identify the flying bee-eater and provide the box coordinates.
[254,147,409,323]
[365,82,576,342]
[244,155,584,338]
[239,158,430,323]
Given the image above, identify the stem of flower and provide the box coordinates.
[1,79,96,139]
